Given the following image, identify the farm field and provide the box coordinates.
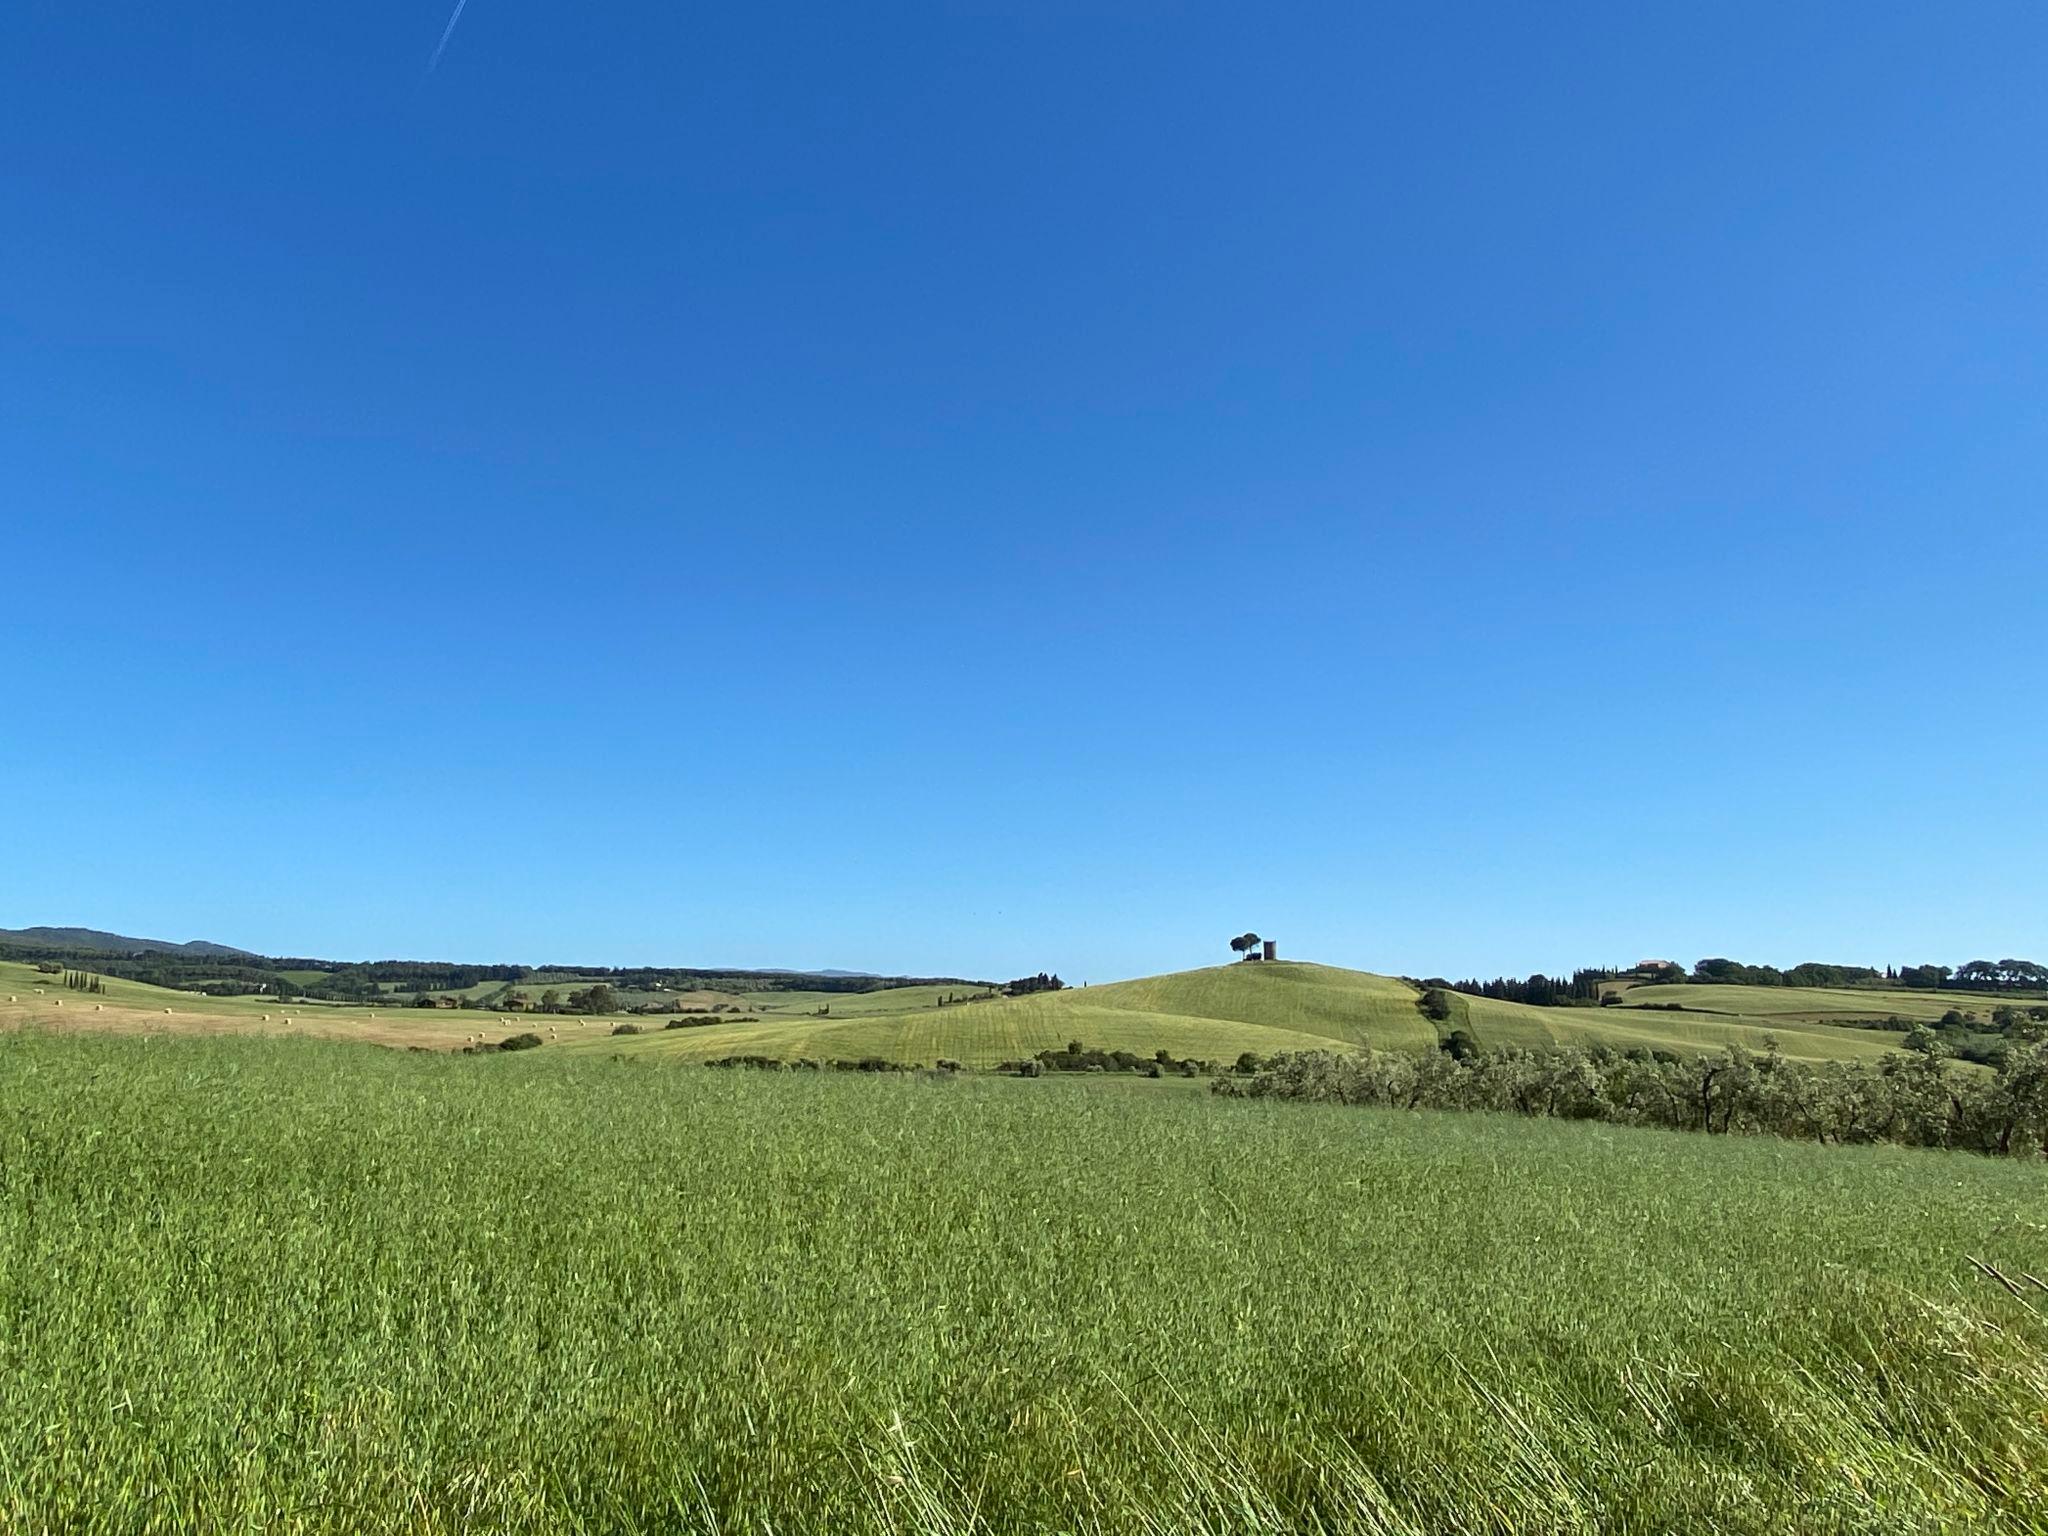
[609,963,1907,1067]
[1608,981,2040,1025]
[0,1030,2042,1534]
[0,958,1919,1065]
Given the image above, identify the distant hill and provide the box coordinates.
[618,960,1914,1068]
[0,954,1951,1067]
[0,926,254,959]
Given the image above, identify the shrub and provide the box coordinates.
[1216,1036,2048,1156]
[1440,1029,1481,1062]
[498,1032,544,1052]
[611,1023,644,1037]
[935,1058,963,1073]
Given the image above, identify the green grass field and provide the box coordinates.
[1,1031,2042,1534]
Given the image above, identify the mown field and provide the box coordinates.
[0,958,1963,1066]
[1609,981,2031,1025]
[0,1031,2042,1534]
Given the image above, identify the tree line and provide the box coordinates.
[0,936,992,1005]
[1432,969,1614,1006]
[1657,958,2048,992]
[1427,957,2048,1009]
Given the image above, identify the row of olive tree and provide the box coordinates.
[1215,1035,2048,1157]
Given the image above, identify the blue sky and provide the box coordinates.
[3,2,2043,981]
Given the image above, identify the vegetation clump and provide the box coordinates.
[1219,1034,2048,1155]
[1002,972,1067,997]
[998,1042,1210,1076]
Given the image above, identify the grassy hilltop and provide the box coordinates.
[2,1031,2042,1534]
[0,956,1926,1064]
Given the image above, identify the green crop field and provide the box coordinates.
[1,1030,2042,1534]
[1609,982,2037,1026]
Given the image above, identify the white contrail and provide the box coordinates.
[425,0,474,75]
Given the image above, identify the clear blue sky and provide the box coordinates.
[4,2,2043,981]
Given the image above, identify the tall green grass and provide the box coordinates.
[1,1031,2043,1533]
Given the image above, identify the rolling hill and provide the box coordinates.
[0,927,253,958]
[0,956,1938,1066]
[585,961,1908,1066]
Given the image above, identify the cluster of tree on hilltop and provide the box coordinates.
[1928,960,2048,991]
[1673,959,1884,988]
[1002,973,1066,997]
